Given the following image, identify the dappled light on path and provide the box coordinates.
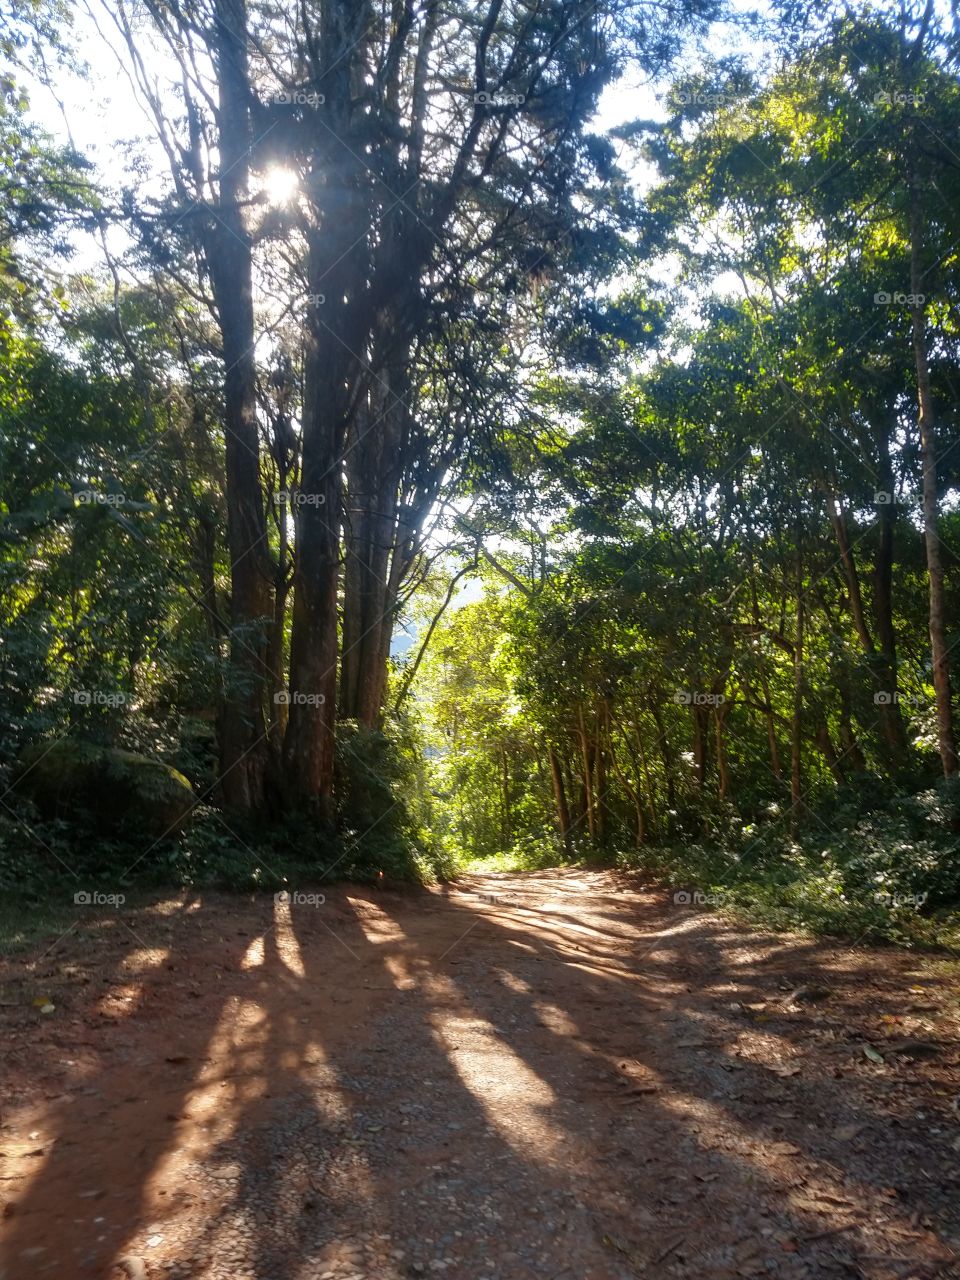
[0,870,958,1280]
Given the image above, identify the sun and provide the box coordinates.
[263,166,299,206]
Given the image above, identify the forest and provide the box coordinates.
[3,0,959,948]
[4,2,960,1277]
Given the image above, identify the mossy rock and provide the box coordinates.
[17,738,195,840]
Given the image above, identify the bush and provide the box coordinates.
[615,782,960,949]
[334,717,455,883]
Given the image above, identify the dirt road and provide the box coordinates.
[1,869,959,1279]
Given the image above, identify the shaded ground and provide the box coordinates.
[1,868,960,1280]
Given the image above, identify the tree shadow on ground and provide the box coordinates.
[1,871,957,1280]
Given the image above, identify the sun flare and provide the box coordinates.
[264,165,299,206]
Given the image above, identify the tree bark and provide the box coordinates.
[910,179,958,779]
[578,705,597,843]
[282,262,346,813]
[548,744,572,854]
[790,547,805,829]
[208,0,273,812]
[873,431,908,757]
[340,379,403,726]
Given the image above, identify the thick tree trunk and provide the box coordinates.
[283,0,372,812]
[340,382,402,727]
[208,0,273,812]
[910,182,958,779]
[282,290,344,814]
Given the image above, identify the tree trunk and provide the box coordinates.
[208,0,273,812]
[910,179,958,779]
[790,549,804,829]
[692,704,708,789]
[873,436,908,757]
[826,488,906,755]
[651,699,677,808]
[282,279,345,814]
[283,0,371,811]
[715,703,730,802]
[499,744,511,851]
[340,380,402,727]
[578,705,597,843]
[548,744,572,854]
[815,719,844,784]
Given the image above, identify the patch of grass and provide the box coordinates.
[0,899,81,955]
[462,835,575,874]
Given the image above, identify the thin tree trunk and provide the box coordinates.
[651,699,677,808]
[815,719,844,784]
[692,705,707,789]
[715,703,730,802]
[578,705,596,843]
[548,744,572,854]
[910,179,958,779]
[500,744,510,851]
[827,488,906,755]
[791,546,804,829]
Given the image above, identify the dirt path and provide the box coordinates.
[1,868,959,1280]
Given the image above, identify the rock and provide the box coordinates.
[17,738,195,840]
